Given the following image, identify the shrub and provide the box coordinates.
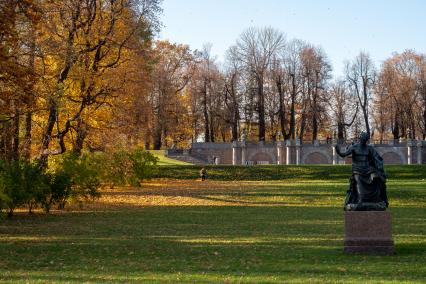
[127,149,159,186]
[0,160,49,216]
[0,148,157,217]
[42,170,73,212]
[54,153,101,207]
[95,148,159,186]
[0,184,10,219]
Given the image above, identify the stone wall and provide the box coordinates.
[191,143,234,164]
[189,140,426,165]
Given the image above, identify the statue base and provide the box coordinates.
[344,211,394,255]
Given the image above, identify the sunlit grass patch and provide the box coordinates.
[148,150,192,165]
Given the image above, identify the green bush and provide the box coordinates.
[0,160,49,216]
[0,148,158,217]
[128,149,159,186]
[42,170,73,212]
[95,148,159,186]
[55,153,101,207]
[0,182,10,219]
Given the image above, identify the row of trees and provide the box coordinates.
[147,28,426,149]
[145,28,426,149]
[147,29,334,148]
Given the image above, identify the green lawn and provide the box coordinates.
[149,150,192,166]
[152,164,426,181]
[1,166,426,283]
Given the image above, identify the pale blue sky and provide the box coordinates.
[158,0,426,78]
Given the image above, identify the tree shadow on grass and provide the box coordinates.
[1,205,426,282]
[99,185,344,207]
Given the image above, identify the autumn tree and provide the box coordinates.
[298,46,332,141]
[148,40,194,149]
[36,0,161,165]
[418,56,426,139]
[373,74,392,142]
[232,27,285,141]
[377,50,426,139]
[283,39,305,140]
[223,46,242,141]
[345,52,376,137]
[0,0,40,162]
[328,80,358,142]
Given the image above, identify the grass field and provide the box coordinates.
[1,165,426,283]
[149,150,192,166]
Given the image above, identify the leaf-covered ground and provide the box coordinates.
[1,166,426,283]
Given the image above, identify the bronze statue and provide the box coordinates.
[335,132,389,211]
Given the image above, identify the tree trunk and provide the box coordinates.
[38,5,80,167]
[39,98,58,167]
[0,124,4,160]
[11,103,19,161]
[23,27,36,161]
[289,74,296,140]
[203,81,210,142]
[362,107,370,137]
[299,112,306,141]
[153,122,162,150]
[312,76,319,142]
[210,115,215,142]
[276,77,287,140]
[361,82,370,137]
[337,122,344,142]
[230,75,239,142]
[72,119,88,156]
[1,122,12,162]
[231,108,239,142]
[312,93,318,142]
[423,108,426,140]
[392,118,400,140]
[312,114,318,142]
[257,77,265,141]
[23,111,32,160]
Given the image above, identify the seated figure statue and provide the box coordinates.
[335,132,389,211]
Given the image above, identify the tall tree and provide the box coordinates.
[223,46,242,141]
[37,0,161,164]
[149,41,194,149]
[0,0,40,161]
[233,27,285,141]
[346,52,376,137]
[300,46,331,141]
[377,50,426,140]
[283,39,304,140]
[328,81,358,142]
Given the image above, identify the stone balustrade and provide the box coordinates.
[185,139,426,165]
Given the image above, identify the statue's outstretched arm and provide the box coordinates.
[335,144,352,158]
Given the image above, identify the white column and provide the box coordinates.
[232,141,238,165]
[277,141,283,165]
[417,140,422,165]
[296,146,300,165]
[241,142,247,165]
[407,140,412,165]
[332,145,337,165]
[286,140,291,165]
[296,139,301,165]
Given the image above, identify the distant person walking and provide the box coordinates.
[200,167,207,181]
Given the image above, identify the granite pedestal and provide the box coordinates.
[344,211,394,255]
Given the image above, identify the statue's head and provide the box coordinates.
[359,132,369,145]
